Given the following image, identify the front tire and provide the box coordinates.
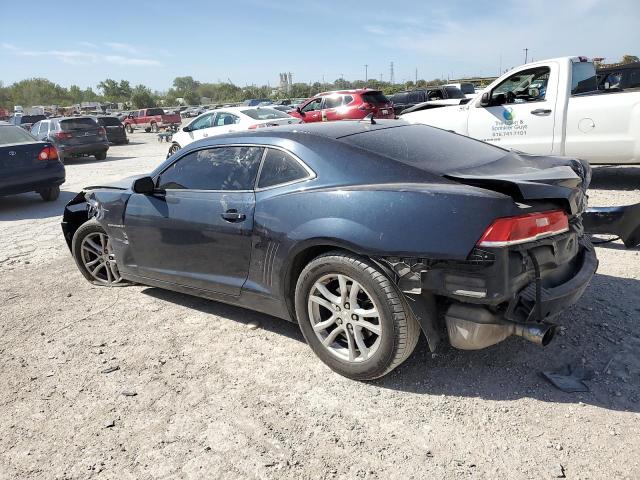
[71,219,124,286]
[295,251,420,380]
[38,185,60,202]
[94,151,107,160]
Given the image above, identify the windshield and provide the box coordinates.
[460,83,475,94]
[340,124,507,174]
[241,108,290,120]
[60,118,98,130]
[0,125,37,145]
[571,61,598,94]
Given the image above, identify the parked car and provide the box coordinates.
[0,122,65,201]
[62,120,597,380]
[445,82,478,99]
[597,62,640,91]
[289,89,394,123]
[401,56,640,164]
[91,116,128,145]
[30,117,109,162]
[180,107,199,118]
[9,114,46,130]
[122,108,181,133]
[243,98,271,107]
[389,87,467,115]
[168,106,301,155]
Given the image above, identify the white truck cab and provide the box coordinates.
[402,57,640,164]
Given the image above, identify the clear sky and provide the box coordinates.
[1,0,638,91]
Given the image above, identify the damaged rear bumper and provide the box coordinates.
[583,202,640,248]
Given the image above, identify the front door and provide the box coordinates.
[466,65,559,155]
[184,112,215,143]
[122,145,264,296]
[298,98,323,123]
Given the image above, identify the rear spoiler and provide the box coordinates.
[583,202,640,248]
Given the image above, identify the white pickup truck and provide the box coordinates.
[402,56,640,164]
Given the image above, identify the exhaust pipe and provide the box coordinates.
[445,303,557,350]
[512,322,556,346]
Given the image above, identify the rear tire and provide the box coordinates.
[38,185,60,202]
[295,251,420,380]
[126,124,134,134]
[94,151,107,160]
[150,122,158,133]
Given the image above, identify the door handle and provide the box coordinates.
[221,210,246,222]
[531,108,552,116]
[203,133,208,137]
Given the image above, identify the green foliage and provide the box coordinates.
[621,54,639,65]
[130,85,157,108]
[97,79,132,103]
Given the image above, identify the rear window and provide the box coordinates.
[459,83,475,95]
[0,125,37,145]
[21,115,45,124]
[444,87,465,99]
[146,108,165,116]
[572,61,598,94]
[340,124,506,174]
[60,118,99,130]
[361,91,389,104]
[98,117,121,126]
[241,108,290,120]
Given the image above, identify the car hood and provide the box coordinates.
[84,174,144,191]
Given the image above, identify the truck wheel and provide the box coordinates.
[95,151,107,160]
[144,127,151,133]
[295,251,420,380]
[126,124,134,134]
[150,123,158,133]
[38,186,60,202]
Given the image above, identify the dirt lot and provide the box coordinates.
[1,129,639,479]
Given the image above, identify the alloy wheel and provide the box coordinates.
[80,232,122,285]
[307,273,382,362]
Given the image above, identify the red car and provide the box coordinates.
[289,89,394,123]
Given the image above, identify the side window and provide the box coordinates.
[214,112,240,126]
[491,67,550,105]
[257,148,309,189]
[343,95,354,105]
[157,146,263,191]
[323,95,343,109]
[407,91,423,103]
[392,92,407,104]
[301,98,322,112]
[30,122,41,136]
[39,121,49,137]
[427,89,443,100]
[190,113,213,130]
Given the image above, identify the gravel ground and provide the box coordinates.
[1,130,639,479]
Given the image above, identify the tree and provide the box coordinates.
[621,55,639,65]
[130,84,156,108]
[98,79,133,103]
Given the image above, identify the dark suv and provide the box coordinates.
[92,116,128,145]
[30,117,109,162]
[389,86,467,114]
[9,114,46,130]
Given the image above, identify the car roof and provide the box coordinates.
[316,89,380,96]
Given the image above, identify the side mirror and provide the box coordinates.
[182,125,192,132]
[479,92,491,107]
[132,176,155,195]
[296,107,303,115]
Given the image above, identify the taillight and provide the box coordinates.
[55,131,73,140]
[476,210,569,247]
[98,126,106,136]
[38,146,58,161]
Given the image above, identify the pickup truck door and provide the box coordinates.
[122,145,264,296]
[466,64,560,155]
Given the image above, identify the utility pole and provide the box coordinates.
[415,67,418,84]
[524,48,529,64]
[380,73,383,82]
[364,64,368,84]
[389,61,395,85]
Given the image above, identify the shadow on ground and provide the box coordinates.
[0,190,77,221]
[142,272,639,413]
[590,166,640,191]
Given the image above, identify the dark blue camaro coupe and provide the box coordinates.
[62,120,597,380]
